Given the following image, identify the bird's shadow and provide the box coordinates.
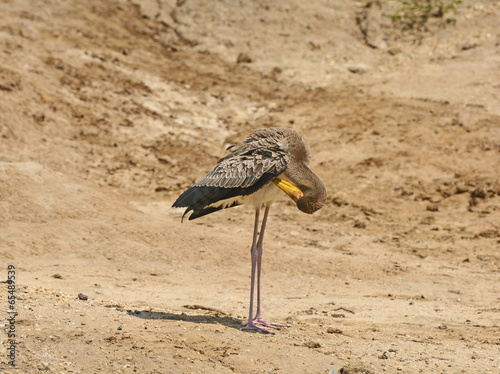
[127,309,244,331]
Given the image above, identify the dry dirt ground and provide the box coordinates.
[1,0,500,373]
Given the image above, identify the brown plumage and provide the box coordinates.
[173,127,326,332]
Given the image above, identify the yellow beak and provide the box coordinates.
[272,178,303,202]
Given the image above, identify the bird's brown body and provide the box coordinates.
[173,127,326,332]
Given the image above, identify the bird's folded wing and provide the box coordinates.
[172,144,289,215]
[195,146,288,189]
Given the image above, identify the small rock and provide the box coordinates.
[78,293,88,300]
[327,327,343,334]
[340,365,375,374]
[438,324,448,330]
[462,42,479,51]
[347,64,367,74]
[426,203,439,212]
[236,53,252,64]
[420,216,435,225]
[378,351,389,359]
[471,186,486,199]
[354,220,367,229]
[53,274,63,279]
[331,313,345,318]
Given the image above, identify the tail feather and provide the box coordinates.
[172,185,240,210]
[186,200,241,221]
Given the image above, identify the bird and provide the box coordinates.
[172,127,327,333]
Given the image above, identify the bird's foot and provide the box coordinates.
[253,317,290,329]
[253,317,279,329]
[241,322,274,334]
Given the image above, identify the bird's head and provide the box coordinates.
[272,178,326,214]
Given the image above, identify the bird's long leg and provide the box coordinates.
[241,207,271,333]
[253,204,290,329]
[253,204,274,327]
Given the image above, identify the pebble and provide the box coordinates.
[236,53,252,64]
[471,186,486,199]
[327,327,343,334]
[426,203,439,212]
[378,351,389,359]
[331,313,345,318]
[339,364,374,374]
[347,64,368,74]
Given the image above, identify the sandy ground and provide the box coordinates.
[1,0,499,373]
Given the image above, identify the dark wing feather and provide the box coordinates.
[172,133,289,220]
[187,199,241,220]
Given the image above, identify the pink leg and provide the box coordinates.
[253,205,276,328]
[241,208,271,333]
[252,204,290,329]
